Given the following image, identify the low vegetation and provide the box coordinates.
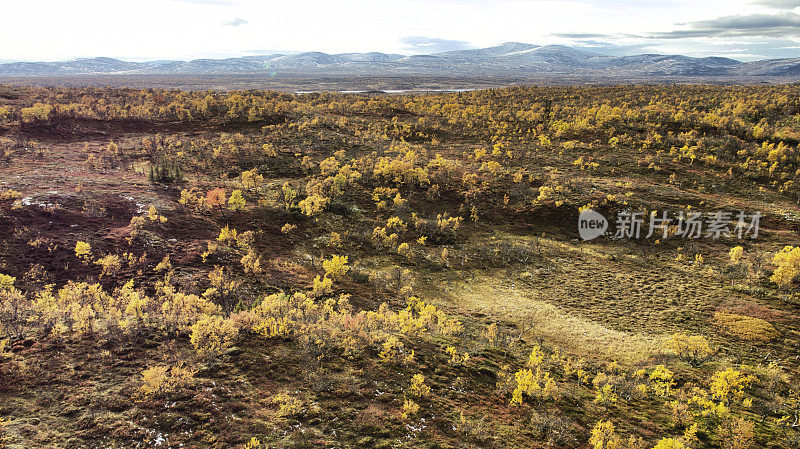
[0,84,798,447]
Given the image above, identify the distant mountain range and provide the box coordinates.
[2,43,799,79]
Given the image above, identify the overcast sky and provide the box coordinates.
[2,0,800,62]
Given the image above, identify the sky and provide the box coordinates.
[2,0,800,62]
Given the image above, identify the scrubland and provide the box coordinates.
[0,84,799,448]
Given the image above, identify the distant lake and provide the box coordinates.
[294,88,477,95]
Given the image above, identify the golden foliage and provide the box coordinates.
[663,333,713,366]
[589,420,621,449]
[74,241,92,260]
[190,315,237,359]
[138,365,195,397]
[771,246,800,288]
[322,254,349,280]
[409,373,430,398]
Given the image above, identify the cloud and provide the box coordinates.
[171,0,238,5]
[650,12,800,39]
[551,33,610,39]
[751,0,800,9]
[400,36,473,54]
[224,17,249,27]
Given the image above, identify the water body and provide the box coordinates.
[294,88,477,95]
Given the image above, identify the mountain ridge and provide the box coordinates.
[2,43,799,79]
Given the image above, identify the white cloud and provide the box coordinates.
[224,17,249,27]
[0,0,796,61]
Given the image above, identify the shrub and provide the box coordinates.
[483,322,498,346]
[710,368,754,405]
[397,242,411,257]
[650,365,675,398]
[240,251,263,275]
[205,188,227,212]
[217,225,238,245]
[311,275,332,298]
[190,315,237,359]
[717,417,754,449]
[653,438,685,449]
[228,189,245,211]
[272,392,303,417]
[75,241,92,261]
[95,254,122,277]
[154,254,172,272]
[298,194,329,217]
[589,420,621,449]
[380,335,414,364]
[240,168,264,190]
[511,367,557,405]
[145,206,167,223]
[0,274,14,291]
[159,284,220,331]
[138,365,195,397]
[322,255,349,280]
[594,383,618,408]
[664,333,713,366]
[401,398,420,420]
[445,346,470,366]
[729,246,744,264]
[409,373,430,398]
[244,438,263,449]
[279,183,298,211]
[771,246,800,288]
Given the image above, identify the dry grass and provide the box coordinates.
[443,275,663,365]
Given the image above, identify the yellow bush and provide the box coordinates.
[771,246,800,288]
[589,420,621,449]
[527,344,545,368]
[240,250,263,275]
[154,254,172,272]
[445,346,470,366]
[0,274,15,292]
[664,333,713,366]
[409,373,430,398]
[244,437,263,449]
[159,284,220,331]
[653,438,685,449]
[217,225,238,245]
[146,206,167,223]
[510,367,557,405]
[298,194,329,217]
[729,246,744,264]
[322,255,349,280]
[380,335,414,364]
[95,254,122,277]
[272,392,303,417]
[138,364,195,397]
[228,189,246,211]
[401,398,420,420]
[710,368,754,405]
[75,241,92,260]
[594,383,618,408]
[311,275,333,298]
[190,315,237,359]
[482,322,497,346]
[649,365,675,398]
[240,168,264,190]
